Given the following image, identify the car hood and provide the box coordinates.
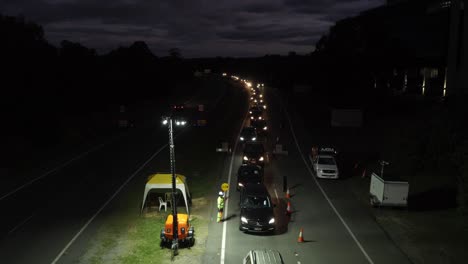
[238,175,262,184]
[241,207,274,222]
[317,164,338,170]
[244,151,263,158]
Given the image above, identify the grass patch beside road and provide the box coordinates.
[80,202,210,264]
[80,211,167,264]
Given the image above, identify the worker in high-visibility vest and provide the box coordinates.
[217,191,225,223]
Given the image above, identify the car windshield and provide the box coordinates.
[252,121,266,127]
[318,157,336,165]
[244,144,264,153]
[242,128,255,135]
[240,167,261,176]
[242,195,270,208]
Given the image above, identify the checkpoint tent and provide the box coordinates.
[141,173,191,214]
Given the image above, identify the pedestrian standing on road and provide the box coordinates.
[217,191,225,223]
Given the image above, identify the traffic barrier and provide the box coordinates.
[286,201,292,216]
[272,144,288,155]
[216,142,230,153]
[297,228,305,243]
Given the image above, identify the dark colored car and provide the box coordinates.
[250,119,268,135]
[239,184,275,233]
[170,104,189,125]
[249,106,264,121]
[237,164,263,190]
[242,142,266,166]
[240,126,257,142]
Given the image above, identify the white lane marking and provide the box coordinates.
[51,133,182,264]
[8,214,34,234]
[274,188,279,202]
[0,137,119,201]
[220,110,247,264]
[277,89,375,264]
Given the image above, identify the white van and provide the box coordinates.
[243,249,283,264]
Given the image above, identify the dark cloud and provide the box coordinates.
[240,2,284,14]
[1,0,384,57]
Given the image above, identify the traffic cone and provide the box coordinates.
[285,188,291,199]
[361,168,367,178]
[285,201,292,216]
[297,228,305,243]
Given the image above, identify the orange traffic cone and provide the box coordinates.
[285,188,291,199]
[285,201,292,216]
[297,228,305,243]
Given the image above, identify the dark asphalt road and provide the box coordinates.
[203,83,411,264]
[0,77,243,264]
[1,76,411,264]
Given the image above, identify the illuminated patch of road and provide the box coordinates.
[275,88,375,264]
[220,110,248,264]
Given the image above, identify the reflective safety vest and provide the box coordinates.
[217,196,224,209]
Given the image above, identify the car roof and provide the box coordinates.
[243,183,269,196]
[249,249,284,264]
[238,164,262,171]
[244,142,264,151]
[252,119,266,124]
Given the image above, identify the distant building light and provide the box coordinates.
[443,67,447,97]
[422,74,426,95]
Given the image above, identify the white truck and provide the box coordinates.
[309,147,339,179]
[370,172,409,207]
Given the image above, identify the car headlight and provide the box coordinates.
[263,105,267,109]
[268,218,275,224]
[243,156,248,161]
[258,116,262,120]
[249,111,252,114]
[263,126,267,130]
[259,156,264,161]
[259,94,263,98]
[241,217,248,223]
[250,116,254,119]
[238,182,244,187]
[252,137,256,141]
[240,137,244,141]
[260,99,263,103]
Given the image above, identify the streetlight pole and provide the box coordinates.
[380,160,389,179]
[167,117,179,254]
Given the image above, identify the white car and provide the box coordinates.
[312,155,339,179]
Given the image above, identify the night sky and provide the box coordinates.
[1,0,384,57]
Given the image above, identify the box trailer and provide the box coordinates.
[370,173,409,207]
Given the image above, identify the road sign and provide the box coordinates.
[221,183,229,192]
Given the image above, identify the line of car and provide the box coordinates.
[236,83,276,234]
